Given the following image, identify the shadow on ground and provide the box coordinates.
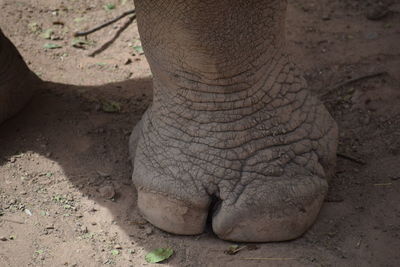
[1,63,399,266]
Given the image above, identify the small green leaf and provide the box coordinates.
[74,17,85,23]
[43,43,62,49]
[111,249,120,256]
[72,38,88,46]
[9,235,16,240]
[28,22,42,34]
[71,38,93,48]
[101,100,121,113]
[35,249,44,255]
[225,244,242,255]
[41,29,53,39]
[53,195,64,202]
[34,72,43,77]
[145,248,174,263]
[82,232,95,239]
[104,3,116,10]
[229,244,239,250]
[132,45,144,54]
[40,210,48,216]
[384,23,392,29]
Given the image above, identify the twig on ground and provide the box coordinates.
[1,218,25,224]
[373,183,392,186]
[88,15,136,57]
[225,245,248,255]
[337,153,366,165]
[241,257,296,261]
[74,9,136,37]
[323,71,387,97]
[232,246,248,254]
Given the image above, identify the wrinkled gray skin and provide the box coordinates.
[129,0,338,242]
[1,0,338,242]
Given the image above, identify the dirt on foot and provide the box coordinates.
[1,0,399,266]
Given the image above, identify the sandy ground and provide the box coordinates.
[0,0,399,266]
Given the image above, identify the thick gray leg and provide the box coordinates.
[0,28,39,124]
[130,0,338,241]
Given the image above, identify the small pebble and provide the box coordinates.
[144,226,153,235]
[98,185,115,199]
[80,226,88,233]
[365,32,379,40]
[322,14,330,20]
[0,237,7,241]
[361,114,370,125]
[124,58,132,65]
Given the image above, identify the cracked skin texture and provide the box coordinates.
[130,0,338,242]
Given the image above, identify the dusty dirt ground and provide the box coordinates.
[1,0,400,266]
